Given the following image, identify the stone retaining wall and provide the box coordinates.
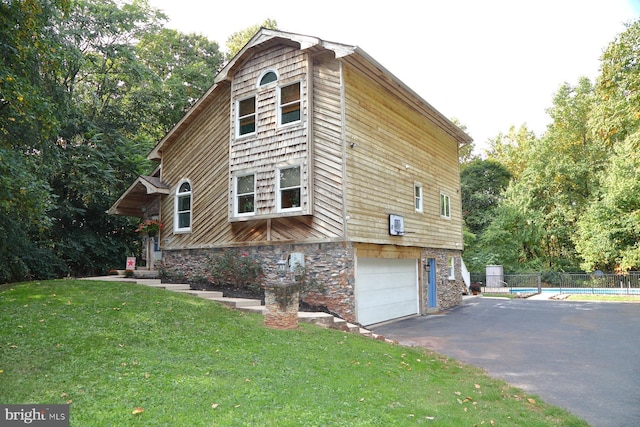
[159,242,463,323]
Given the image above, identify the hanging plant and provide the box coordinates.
[135,219,164,237]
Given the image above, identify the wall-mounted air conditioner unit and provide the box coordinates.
[389,214,405,236]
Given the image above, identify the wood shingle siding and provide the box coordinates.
[229,45,310,218]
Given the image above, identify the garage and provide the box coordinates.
[356,257,419,325]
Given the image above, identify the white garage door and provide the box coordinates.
[356,258,419,326]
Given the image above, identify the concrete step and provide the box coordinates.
[177,290,224,298]
[209,297,262,308]
[133,270,160,279]
[238,305,266,314]
[358,327,373,337]
[297,311,336,326]
[345,323,362,333]
[159,284,191,291]
[134,278,162,286]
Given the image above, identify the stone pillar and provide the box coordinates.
[264,282,299,330]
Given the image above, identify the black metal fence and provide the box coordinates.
[469,271,640,295]
[470,273,541,294]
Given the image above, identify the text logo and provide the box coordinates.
[1,405,69,426]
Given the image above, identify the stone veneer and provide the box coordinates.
[422,250,466,310]
[160,242,464,323]
[264,283,300,329]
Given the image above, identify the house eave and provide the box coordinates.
[146,28,471,161]
[108,176,170,217]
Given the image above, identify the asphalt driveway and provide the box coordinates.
[372,298,640,427]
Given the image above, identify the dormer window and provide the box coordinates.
[259,70,278,86]
[278,82,301,126]
[237,96,256,137]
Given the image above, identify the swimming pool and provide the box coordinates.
[507,287,640,295]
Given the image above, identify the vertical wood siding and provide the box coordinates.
[342,59,463,250]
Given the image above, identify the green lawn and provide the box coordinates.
[565,294,640,302]
[0,280,587,426]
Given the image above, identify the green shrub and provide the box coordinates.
[208,250,264,292]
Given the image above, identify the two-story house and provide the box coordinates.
[109,28,472,326]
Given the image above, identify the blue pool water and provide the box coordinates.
[508,287,640,295]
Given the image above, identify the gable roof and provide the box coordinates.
[148,28,471,161]
[108,174,170,217]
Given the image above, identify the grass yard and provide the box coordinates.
[565,294,640,302]
[0,280,587,426]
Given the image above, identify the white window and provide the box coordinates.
[237,96,256,137]
[414,183,423,213]
[448,256,455,280]
[234,173,256,216]
[278,82,301,126]
[440,193,451,219]
[174,180,192,232]
[258,70,278,87]
[277,166,301,211]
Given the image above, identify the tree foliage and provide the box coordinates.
[0,0,224,282]
[135,28,224,135]
[574,19,640,272]
[225,18,277,59]
[465,19,640,273]
[460,159,511,236]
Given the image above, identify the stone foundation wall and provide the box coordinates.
[422,249,465,310]
[160,242,463,323]
[160,242,357,322]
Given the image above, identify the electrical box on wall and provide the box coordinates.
[288,252,305,271]
[389,214,405,236]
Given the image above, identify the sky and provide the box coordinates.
[149,0,639,153]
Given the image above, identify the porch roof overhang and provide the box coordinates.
[108,176,170,218]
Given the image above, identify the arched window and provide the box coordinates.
[258,70,278,87]
[174,180,192,232]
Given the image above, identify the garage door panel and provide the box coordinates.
[358,285,417,309]
[358,272,416,291]
[356,258,418,325]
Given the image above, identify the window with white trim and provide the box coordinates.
[278,82,301,125]
[440,193,451,219]
[277,166,301,211]
[258,70,278,86]
[414,183,423,213]
[237,96,256,137]
[234,173,256,216]
[448,256,455,280]
[175,181,192,232]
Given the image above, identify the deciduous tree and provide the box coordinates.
[225,18,277,59]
